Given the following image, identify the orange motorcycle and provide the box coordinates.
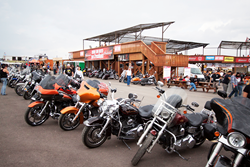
[58,79,109,131]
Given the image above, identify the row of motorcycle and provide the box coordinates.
[83,68,119,80]
[8,66,250,167]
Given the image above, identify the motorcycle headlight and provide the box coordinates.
[227,132,246,148]
[161,109,170,119]
[76,95,80,102]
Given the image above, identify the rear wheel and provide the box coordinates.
[58,113,80,131]
[24,105,49,126]
[131,133,154,166]
[15,85,24,96]
[82,125,107,148]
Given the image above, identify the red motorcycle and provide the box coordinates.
[24,74,80,126]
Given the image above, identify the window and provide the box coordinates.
[12,57,16,60]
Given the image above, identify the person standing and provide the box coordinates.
[126,67,132,86]
[236,72,245,96]
[58,63,62,75]
[74,67,84,80]
[222,71,231,92]
[0,64,9,95]
[210,70,221,94]
[189,75,198,91]
[228,72,238,98]
[64,64,74,77]
[53,63,57,75]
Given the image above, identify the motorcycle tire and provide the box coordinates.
[131,133,154,166]
[15,85,24,96]
[119,77,122,82]
[82,125,107,148]
[23,91,31,100]
[154,81,158,86]
[58,113,80,131]
[102,76,106,80]
[123,78,127,83]
[24,105,49,126]
[141,84,145,86]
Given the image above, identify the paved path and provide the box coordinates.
[0,77,225,167]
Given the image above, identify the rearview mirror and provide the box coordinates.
[191,102,199,107]
[218,90,227,98]
[128,93,138,99]
[157,81,164,87]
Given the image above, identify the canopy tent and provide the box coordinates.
[217,41,250,56]
[29,59,40,63]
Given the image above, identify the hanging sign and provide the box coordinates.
[85,46,114,61]
[224,57,234,62]
[163,66,171,79]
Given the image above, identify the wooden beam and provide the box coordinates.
[108,60,110,70]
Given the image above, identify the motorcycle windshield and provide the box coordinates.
[55,74,71,87]
[31,71,42,81]
[152,87,187,114]
[211,97,250,137]
[39,75,56,89]
[21,67,31,75]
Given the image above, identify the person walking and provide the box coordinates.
[74,67,84,80]
[125,67,132,86]
[228,72,238,98]
[0,64,9,95]
[222,71,231,92]
[189,75,198,91]
[64,64,74,77]
[236,72,245,96]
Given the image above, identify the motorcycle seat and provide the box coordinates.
[185,113,204,127]
[139,105,154,118]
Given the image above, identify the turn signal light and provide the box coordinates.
[214,131,220,137]
[157,95,161,98]
[150,130,157,136]
[183,110,187,114]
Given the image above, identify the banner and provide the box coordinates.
[188,56,205,61]
[224,57,234,62]
[114,45,121,52]
[235,58,250,63]
[85,46,114,61]
[205,56,215,61]
[118,54,129,61]
[215,56,224,61]
[163,66,171,79]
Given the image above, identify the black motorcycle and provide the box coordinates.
[140,71,157,86]
[81,83,154,148]
[131,83,217,166]
[206,91,250,167]
[102,69,119,80]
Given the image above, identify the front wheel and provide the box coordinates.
[24,105,49,126]
[15,85,24,96]
[131,133,154,166]
[23,91,31,100]
[82,125,107,148]
[58,113,80,131]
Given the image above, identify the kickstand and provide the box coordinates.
[122,140,131,150]
[173,150,190,161]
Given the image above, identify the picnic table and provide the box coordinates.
[196,82,214,92]
[167,80,188,89]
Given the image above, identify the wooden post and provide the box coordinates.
[99,61,102,69]
[118,60,120,76]
[146,59,149,74]
[142,60,145,75]
[108,60,110,70]
[92,61,94,70]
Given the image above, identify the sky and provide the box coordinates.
[0,0,249,59]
